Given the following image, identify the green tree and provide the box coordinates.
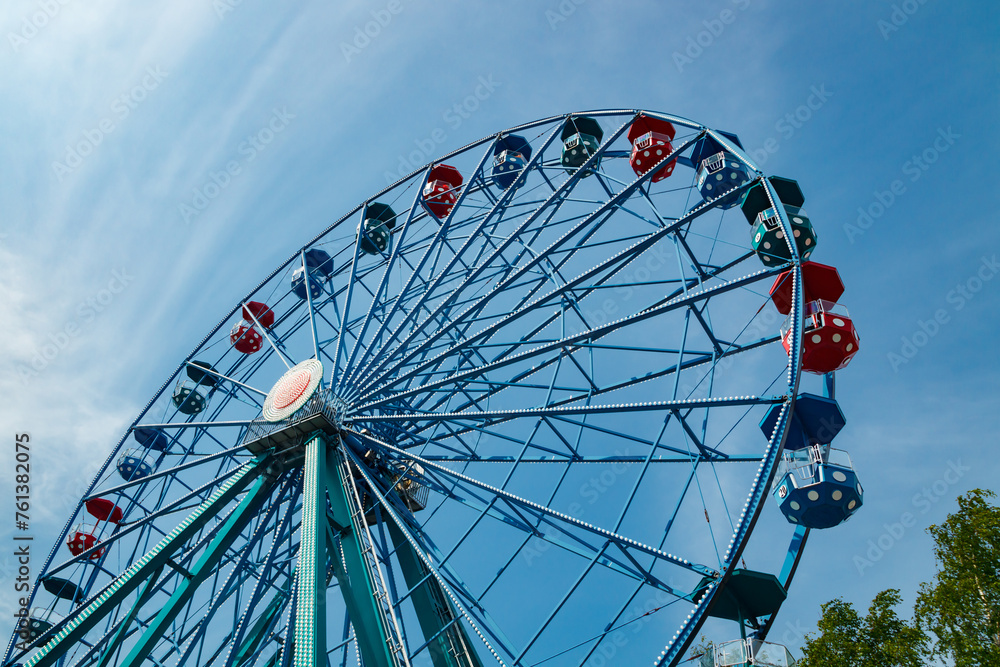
[799,589,929,667]
[915,488,1000,667]
[686,636,712,666]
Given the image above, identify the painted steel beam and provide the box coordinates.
[346,125,569,391]
[354,268,781,413]
[337,174,431,395]
[173,477,296,666]
[294,434,329,667]
[326,444,408,667]
[354,429,714,579]
[116,467,281,667]
[365,395,781,427]
[94,566,163,667]
[346,452,512,664]
[343,124,564,392]
[387,523,483,667]
[354,129,715,400]
[19,459,267,667]
[231,584,292,667]
[226,485,301,667]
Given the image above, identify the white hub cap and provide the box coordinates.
[262,359,323,422]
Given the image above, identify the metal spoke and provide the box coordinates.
[348,428,717,578]
[242,301,295,370]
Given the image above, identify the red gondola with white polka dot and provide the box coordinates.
[422,164,463,219]
[231,301,275,355]
[771,262,860,374]
[627,114,677,182]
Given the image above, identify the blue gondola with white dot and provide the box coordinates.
[692,131,751,209]
[491,134,532,190]
[117,426,170,480]
[291,249,333,300]
[762,393,863,528]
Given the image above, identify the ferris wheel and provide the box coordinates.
[6,109,863,667]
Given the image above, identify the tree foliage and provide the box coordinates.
[687,636,712,666]
[915,488,1000,667]
[798,589,929,667]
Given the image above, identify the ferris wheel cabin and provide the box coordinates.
[230,301,275,355]
[772,445,863,529]
[760,393,863,528]
[702,639,797,667]
[560,115,604,175]
[770,262,860,374]
[692,131,752,209]
[66,494,125,560]
[690,569,797,666]
[117,426,170,480]
[627,114,677,182]
[291,248,333,300]
[358,203,398,255]
[66,523,105,559]
[492,133,532,190]
[172,360,220,414]
[347,440,430,523]
[422,164,463,219]
[741,177,817,266]
[22,576,87,648]
[20,609,63,648]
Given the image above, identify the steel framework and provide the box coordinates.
[5,109,811,667]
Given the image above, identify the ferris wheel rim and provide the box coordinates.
[7,109,811,667]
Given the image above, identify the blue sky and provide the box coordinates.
[1,0,998,660]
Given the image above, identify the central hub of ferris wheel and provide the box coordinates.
[244,359,347,456]
[262,359,324,421]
